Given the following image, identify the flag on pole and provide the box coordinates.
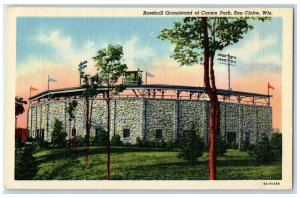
[146,71,154,77]
[30,86,38,91]
[48,76,57,82]
[268,82,275,90]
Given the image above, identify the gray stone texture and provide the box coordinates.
[28,98,272,145]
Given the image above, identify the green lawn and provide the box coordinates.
[33,146,282,180]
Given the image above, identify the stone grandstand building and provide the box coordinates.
[27,76,273,147]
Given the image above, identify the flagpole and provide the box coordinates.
[267,81,269,96]
[48,75,49,91]
[146,70,148,85]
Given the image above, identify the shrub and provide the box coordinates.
[15,145,37,180]
[178,129,205,163]
[32,139,50,153]
[135,137,178,149]
[270,132,282,161]
[76,136,85,146]
[240,139,255,154]
[93,130,108,146]
[215,134,228,157]
[253,133,272,164]
[15,137,24,148]
[51,118,67,148]
[111,134,123,146]
[135,137,144,147]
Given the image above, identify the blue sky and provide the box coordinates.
[17,17,282,72]
[17,17,181,67]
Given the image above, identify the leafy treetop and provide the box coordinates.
[158,17,271,66]
[92,44,128,86]
[15,96,27,117]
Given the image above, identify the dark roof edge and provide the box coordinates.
[29,84,272,100]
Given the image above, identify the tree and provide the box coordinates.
[270,130,282,161]
[178,129,205,163]
[15,96,27,129]
[93,44,128,180]
[158,17,270,179]
[215,133,228,157]
[51,118,67,148]
[111,134,123,146]
[15,145,37,180]
[67,100,78,156]
[253,133,272,164]
[81,73,102,166]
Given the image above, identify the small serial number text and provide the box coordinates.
[263,182,280,185]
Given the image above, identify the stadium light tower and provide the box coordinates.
[217,53,237,90]
[78,60,88,87]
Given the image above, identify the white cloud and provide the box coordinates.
[221,31,281,66]
[122,37,156,69]
[34,30,99,74]
[35,32,157,72]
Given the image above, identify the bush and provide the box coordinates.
[270,132,282,161]
[240,139,255,154]
[135,137,178,149]
[93,130,108,146]
[253,133,272,164]
[32,139,50,153]
[178,129,205,163]
[51,118,67,148]
[15,137,24,148]
[135,137,144,147]
[215,134,228,157]
[111,134,123,146]
[15,145,37,180]
[76,136,85,146]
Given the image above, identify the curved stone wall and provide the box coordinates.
[28,98,272,145]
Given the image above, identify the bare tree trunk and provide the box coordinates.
[84,98,90,167]
[68,120,71,152]
[73,121,76,157]
[106,91,111,180]
[201,17,220,180]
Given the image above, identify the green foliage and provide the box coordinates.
[215,134,228,157]
[92,44,128,86]
[158,17,271,65]
[67,101,78,121]
[93,130,108,146]
[135,137,144,147]
[81,73,102,97]
[15,137,24,148]
[253,133,272,164]
[15,96,27,117]
[32,139,50,153]
[111,134,123,146]
[75,136,85,146]
[240,139,255,154]
[270,132,282,161]
[15,145,37,180]
[135,137,178,149]
[178,130,205,163]
[51,118,67,148]
[240,131,282,164]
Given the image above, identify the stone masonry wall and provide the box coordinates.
[28,98,272,145]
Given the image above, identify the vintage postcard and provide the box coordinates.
[5,6,293,190]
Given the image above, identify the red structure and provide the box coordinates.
[15,128,28,142]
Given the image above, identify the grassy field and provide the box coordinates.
[33,146,282,180]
